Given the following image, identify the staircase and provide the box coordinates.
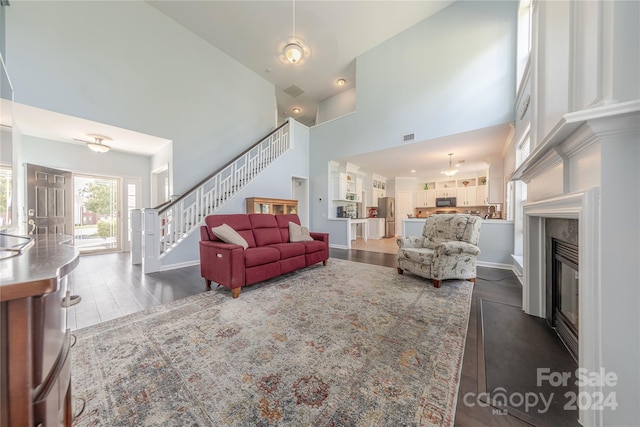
[141,121,291,272]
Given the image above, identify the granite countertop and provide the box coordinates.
[0,234,79,302]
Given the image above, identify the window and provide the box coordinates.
[513,129,530,257]
[0,164,11,228]
[516,0,533,89]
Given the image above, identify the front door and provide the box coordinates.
[26,163,73,236]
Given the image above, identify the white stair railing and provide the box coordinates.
[143,121,290,272]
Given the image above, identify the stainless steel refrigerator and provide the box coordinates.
[377,197,395,237]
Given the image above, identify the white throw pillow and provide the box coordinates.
[211,223,249,249]
[289,221,314,242]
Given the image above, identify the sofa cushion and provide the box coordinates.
[211,223,249,249]
[299,240,325,254]
[205,214,256,247]
[288,221,314,242]
[249,214,283,246]
[268,242,305,259]
[275,214,300,242]
[244,247,280,268]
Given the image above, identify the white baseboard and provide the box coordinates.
[477,260,513,270]
[329,243,349,250]
[159,259,200,271]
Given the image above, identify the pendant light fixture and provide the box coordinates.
[283,0,304,64]
[86,136,111,153]
[441,153,459,177]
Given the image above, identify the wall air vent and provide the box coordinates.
[402,133,415,143]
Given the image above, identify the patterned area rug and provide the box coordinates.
[71,259,473,426]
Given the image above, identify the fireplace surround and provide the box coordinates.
[523,189,600,425]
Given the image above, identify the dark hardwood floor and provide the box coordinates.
[67,248,541,426]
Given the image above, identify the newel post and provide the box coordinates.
[142,208,161,273]
[130,209,142,265]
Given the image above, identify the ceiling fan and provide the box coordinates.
[73,135,111,153]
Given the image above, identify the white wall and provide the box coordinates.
[5,1,276,196]
[316,88,356,124]
[309,0,517,236]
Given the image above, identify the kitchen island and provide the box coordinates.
[1,233,79,427]
[402,217,515,268]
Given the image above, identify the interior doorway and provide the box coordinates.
[292,176,308,226]
[151,164,170,207]
[73,174,120,253]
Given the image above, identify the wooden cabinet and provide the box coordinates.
[1,235,79,427]
[246,197,298,214]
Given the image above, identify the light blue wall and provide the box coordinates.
[160,120,310,267]
[21,135,151,204]
[5,1,276,196]
[308,0,517,246]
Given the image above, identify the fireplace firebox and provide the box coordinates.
[549,237,579,361]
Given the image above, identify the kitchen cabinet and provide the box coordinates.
[246,197,298,214]
[355,178,363,202]
[456,187,478,206]
[476,185,488,205]
[370,174,387,206]
[436,188,456,198]
[367,218,385,239]
[332,173,357,201]
[416,189,436,207]
[487,157,504,204]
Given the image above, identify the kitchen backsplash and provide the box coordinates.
[412,205,503,219]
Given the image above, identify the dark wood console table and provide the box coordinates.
[1,234,79,427]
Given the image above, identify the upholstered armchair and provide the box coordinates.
[396,214,482,288]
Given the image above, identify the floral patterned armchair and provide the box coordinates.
[396,214,482,288]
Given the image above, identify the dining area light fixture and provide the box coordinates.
[441,153,459,177]
[86,136,111,153]
[283,0,304,64]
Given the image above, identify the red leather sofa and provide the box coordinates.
[199,213,329,298]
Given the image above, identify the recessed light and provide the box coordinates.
[292,107,301,114]
[337,78,346,86]
[410,170,416,173]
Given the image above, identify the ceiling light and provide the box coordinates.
[284,43,304,64]
[410,170,416,173]
[87,136,111,153]
[337,78,346,87]
[283,0,304,64]
[441,153,459,177]
[292,107,301,114]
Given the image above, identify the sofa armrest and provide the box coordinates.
[200,225,211,241]
[310,232,329,244]
[310,232,329,252]
[397,236,425,248]
[199,240,245,288]
[435,241,480,256]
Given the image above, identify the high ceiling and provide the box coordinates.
[148,0,455,127]
[8,0,513,178]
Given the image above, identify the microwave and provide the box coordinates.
[436,197,457,207]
